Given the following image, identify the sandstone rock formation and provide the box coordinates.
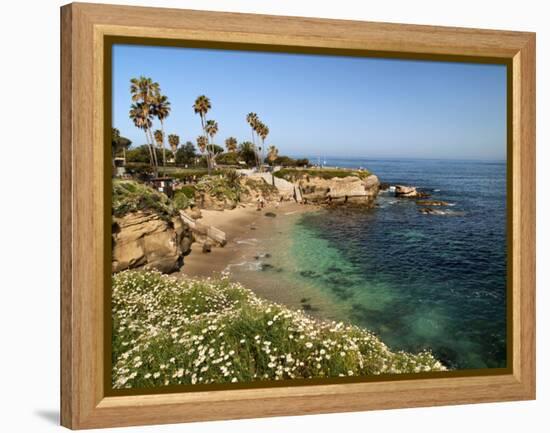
[112,211,193,274]
[395,185,429,198]
[298,174,380,206]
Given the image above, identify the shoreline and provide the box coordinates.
[177,201,320,279]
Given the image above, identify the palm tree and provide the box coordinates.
[267,145,279,165]
[153,129,164,150]
[129,101,157,172]
[225,136,238,153]
[151,92,171,167]
[129,77,160,175]
[197,136,208,165]
[257,122,269,171]
[267,144,279,186]
[246,112,260,170]
[168,134,180,160]
[130,76,159,104]
[193,95,212,172]
[205,119,219,168]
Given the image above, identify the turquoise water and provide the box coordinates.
[232,158,507,370]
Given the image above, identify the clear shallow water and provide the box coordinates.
[232,158,507,370]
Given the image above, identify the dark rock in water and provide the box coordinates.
[265,253,272,258]
[265,212,277,218]
[300,297,311,303]
[379,182,390,191]
[325,275,354,287]
[395,185,431,199]
[433,346,459,368]
[300,270,318,278]
[260,263,274,271]
[418,207,445,215]
[301,303,318,312]
[250,226,256,230]
[202,242,212,253]
[416,200,450,206]
[331,286,353,300]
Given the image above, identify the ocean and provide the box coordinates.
[230,158,507,370]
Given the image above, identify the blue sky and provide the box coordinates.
[112,44,507,160]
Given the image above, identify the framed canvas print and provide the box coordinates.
[60,3,536,429]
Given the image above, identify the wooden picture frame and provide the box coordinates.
[60,2,536,429]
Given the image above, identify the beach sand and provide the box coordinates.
[178,201,318,278]
[176,201,350,323]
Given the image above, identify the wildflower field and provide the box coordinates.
[112,270,446,389]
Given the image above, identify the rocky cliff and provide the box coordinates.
[112,179,194,274]
[112,211,193,274]
[298,174,380,206]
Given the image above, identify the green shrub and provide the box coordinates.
[195,174,242,202]
[112,270,446,389]
[274,168,371,181]
[272,156,310,167]
[216,152,241,166]
[173,188,194,210]
[112,179,175,219]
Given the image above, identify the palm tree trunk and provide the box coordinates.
[261,138,265,172]
[146,129,159,176]
[144,130,155,172]
[201,114,212,175]
[251,128,260,171]
[160,119,167,169]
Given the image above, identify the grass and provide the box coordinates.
[112,270,446,389]
[112,179,176,219]
[274,168,371,181]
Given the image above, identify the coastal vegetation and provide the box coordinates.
[111,75,449,388]
[275,168,372,181]
[112,270,446,389]
[112,179,177,219]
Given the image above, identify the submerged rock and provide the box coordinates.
[418,207,446,215]
[416,200,450,206]
[300,270,319,278]
[265,212,277,218]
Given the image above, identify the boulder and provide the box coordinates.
[112,211,193,274]
[202,242,212,253]
[395,185,430,198]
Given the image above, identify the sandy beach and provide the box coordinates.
[177,201,319,279]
